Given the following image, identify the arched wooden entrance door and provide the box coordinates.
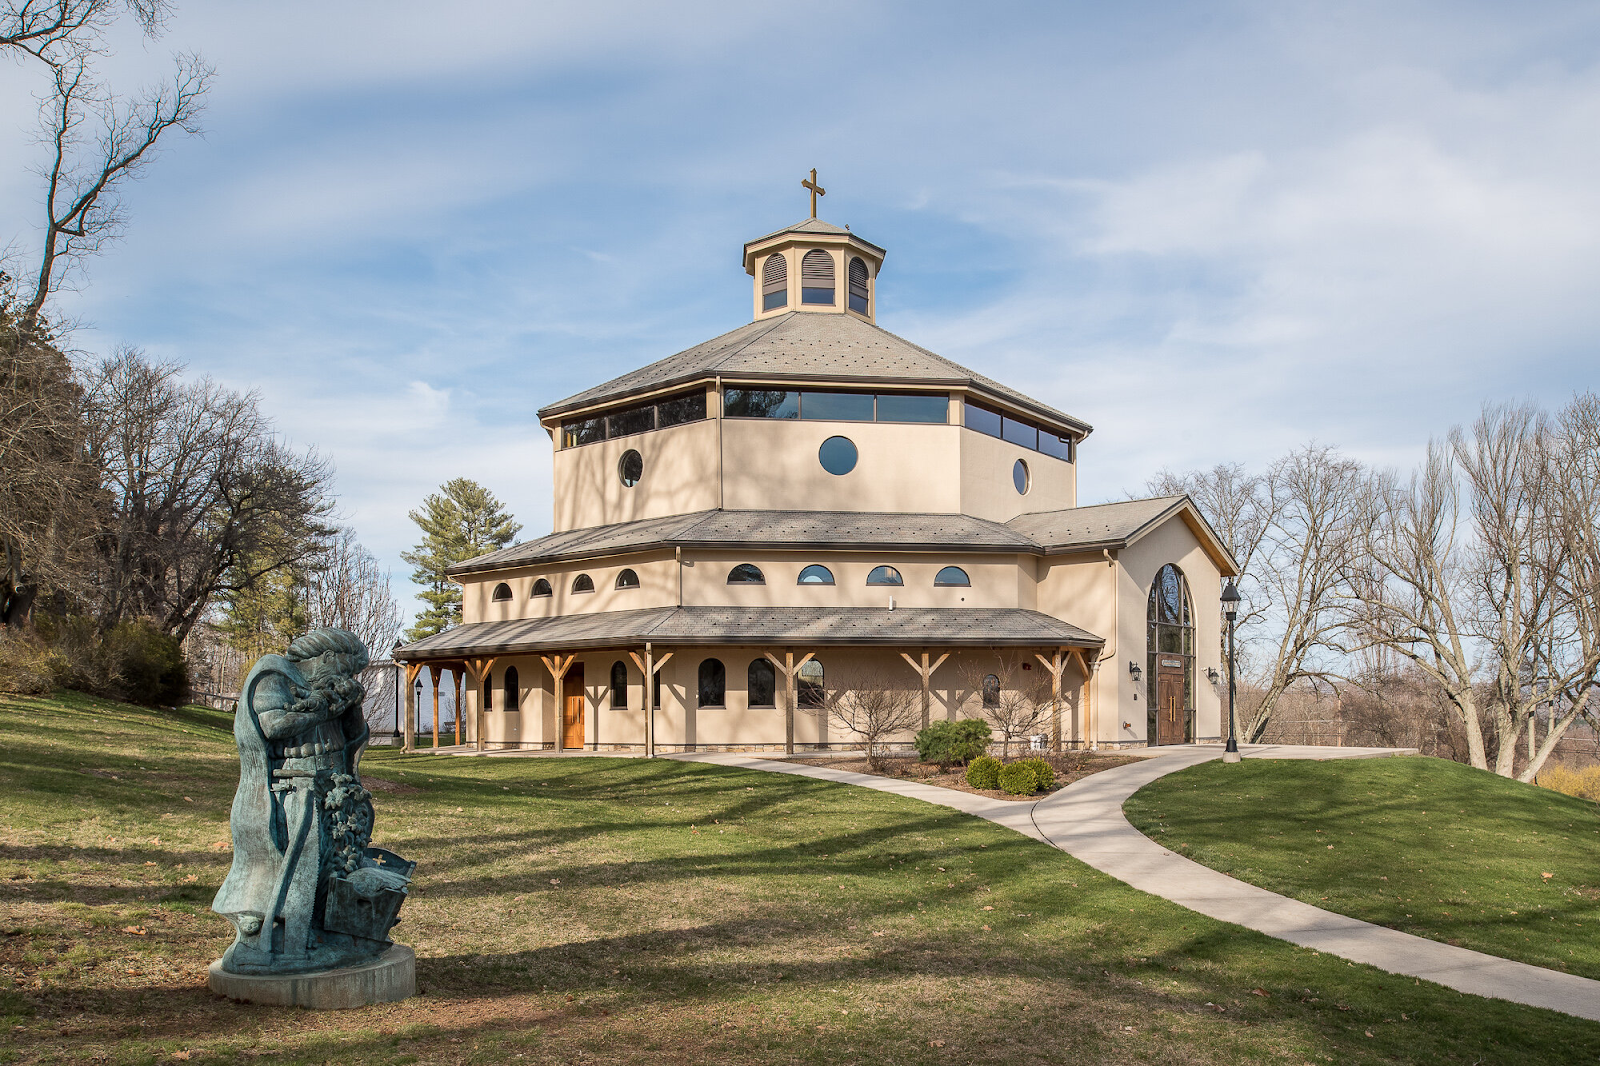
[563,663,586,748]
[1147,564,1194,745]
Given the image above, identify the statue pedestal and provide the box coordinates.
[208,944,415,1009]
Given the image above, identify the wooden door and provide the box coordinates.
[563,664,586,749]
[1156,657,1186,745]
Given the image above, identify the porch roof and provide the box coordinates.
[394,605,1103,661]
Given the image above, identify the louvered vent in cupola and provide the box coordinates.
[801,249,835,305]
[761,253,788,311]
[848,256,869,314]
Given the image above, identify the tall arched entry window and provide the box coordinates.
[504,665,521,713]
[1147,564,1194,745]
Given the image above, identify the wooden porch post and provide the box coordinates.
[429,665,443,750]
[541,654,577,752]
[1035,649,1070,753]
[764,650,816,755]
[402,662,423,753]
[899,650,950,731]
[453,668,463,746]
[629,646,675,757]
[462,657,497,752]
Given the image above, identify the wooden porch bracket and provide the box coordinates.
[629,646,674,757]
[461,657,498,753]
[1034,649,1070,752]
[541,654,577,752]
[764,649,816,755]
[899,650,950,731]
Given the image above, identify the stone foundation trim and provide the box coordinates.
[208,944,415,1009]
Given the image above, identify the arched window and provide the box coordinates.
[727,563,765,585]
[482,675,493,714]
[698,658,726,708]
[797,564,835,585]
[801,249,835,305]
[848,257,870,314]
[748,659,776,708]
[615,569,640,589]
[762,252,788,311]
[934,566,970,587]
[610,660,628,709]
[982,673,1000,709]
[572,574,594,593]
[504,665,520,712]
[798,659,824,708]
[531,578,553,598]
[491,582,512,601]
[866,565,903,586]
[1147,563,1196,744]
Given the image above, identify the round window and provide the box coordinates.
[1013,458,1029,494]
[819,435,858,476]
[618,449,643,487]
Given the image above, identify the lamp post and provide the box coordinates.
[1221,579,1241,764]
[392,640,404,740]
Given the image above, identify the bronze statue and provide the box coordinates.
[213,628,413,976]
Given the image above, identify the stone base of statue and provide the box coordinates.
[208,943,415,1009]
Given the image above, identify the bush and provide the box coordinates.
[1538,763,1600,803]
[997,760,1039,795]
[30,615,189,706]
[1016,757,1055,791]
[966,755,1001,789]
[0,630,69,695]
[915,718,993,768]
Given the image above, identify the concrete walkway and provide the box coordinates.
[676,746,1600,1023]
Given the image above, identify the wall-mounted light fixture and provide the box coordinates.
[1206,667,1220,683]
[1128,661,1142,683]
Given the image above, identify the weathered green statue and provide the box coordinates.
[213,628,414,976]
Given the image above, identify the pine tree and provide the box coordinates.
[401,478,521,640]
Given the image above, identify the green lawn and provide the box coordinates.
[3,694,1599,1065]
[1125,757,1600,980]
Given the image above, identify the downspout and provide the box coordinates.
[676,546,684,606]
[715,375,725,511]
[1100,549,1116,751]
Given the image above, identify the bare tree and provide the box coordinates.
[82,348,333,641]
[304,525,403,689]
[1349,401,1600,779]
[958,655,1051,758]
[824,668,923,771]
[2,2,168,67]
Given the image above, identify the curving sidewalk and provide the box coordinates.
[676,747,1600,1023]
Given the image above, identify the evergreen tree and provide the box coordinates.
[401,478,520,640]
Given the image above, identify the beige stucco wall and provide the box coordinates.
[720,418,964,514]
[461,551,678,624]
[552,418,719,532]
[958,427,1075,522]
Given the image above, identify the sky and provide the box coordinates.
[4,0,1600,624]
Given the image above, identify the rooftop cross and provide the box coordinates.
[801,168,826,219]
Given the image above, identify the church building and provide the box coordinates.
[394,184,1236,754]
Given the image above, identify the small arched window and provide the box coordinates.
[798,658,825,708]
[748,659,776,708]
[698,658,726,708]
[482,675,493,714]
[934,566,970,587]
[801,249,835,305]
[982,673,1000,709]
[728,563,765,585]
[762,252,788,311]
[610,660,628,709]
[848,257,870,314]
[572,574,594,593]
[531,578,552,598]
[504,665,521,712]
[615,569,640,590]
[866,565,903,586]
[797,564,835,585]
[491,582,512,601]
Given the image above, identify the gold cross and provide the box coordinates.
[801,168,826,218]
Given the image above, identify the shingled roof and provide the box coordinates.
[447,496,1236,577]
[536,311,1090,434]
[396,605,1103,660]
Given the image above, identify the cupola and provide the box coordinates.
[742,169,886,323]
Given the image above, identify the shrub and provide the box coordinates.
[915,718,993,768]
[1538,763,1600,803]
[996,760,1039,795]
[108,620,190,707]
[966,755,1001,790]
[0,630,69,695]
[1016,757,1055,791]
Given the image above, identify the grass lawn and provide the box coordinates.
[3,695,1600,1065]
[1125,757,1600,980]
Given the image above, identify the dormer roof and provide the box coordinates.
[536,310,1091,436]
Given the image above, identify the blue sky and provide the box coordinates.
[4,1,1599,623]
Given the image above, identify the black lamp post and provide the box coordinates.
[1221,579,1241,763]
[391,640,404,740]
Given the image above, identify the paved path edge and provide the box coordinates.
[675,747,1600,1024]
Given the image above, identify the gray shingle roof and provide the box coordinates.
[449,509,1037,576]
[395,605,1102,660]
[1004,496,1189,552]
[536,311,1090,434]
